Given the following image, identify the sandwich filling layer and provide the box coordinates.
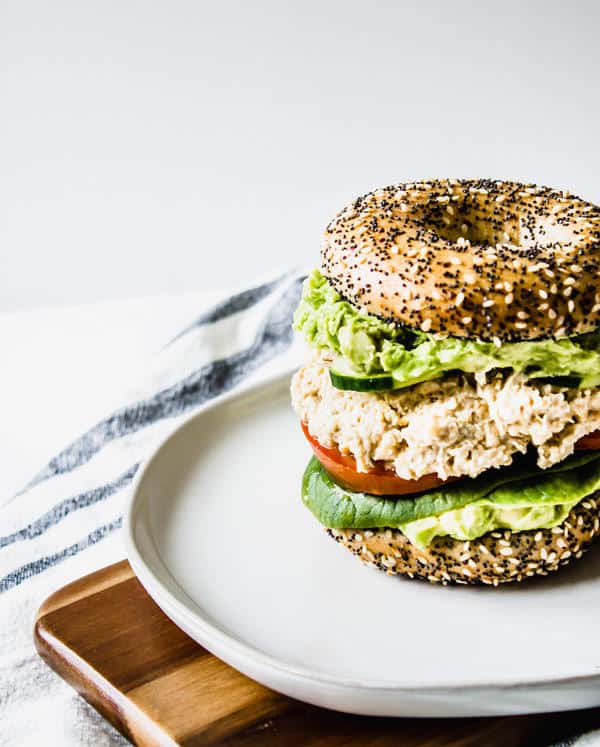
[292,357,600,480]
[294,270,600,390]
[293,270,600,549]
[303,453,600,549]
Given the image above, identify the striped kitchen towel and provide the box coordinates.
[1,269,599,747]
[0,270,305,746]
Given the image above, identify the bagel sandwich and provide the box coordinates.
[291,179,600,585]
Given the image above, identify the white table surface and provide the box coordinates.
[2,0,600,312]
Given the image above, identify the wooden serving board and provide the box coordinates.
[34,561,600,746]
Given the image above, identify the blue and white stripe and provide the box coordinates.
[0,271,304,598]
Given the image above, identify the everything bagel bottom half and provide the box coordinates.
[326,496,600,586]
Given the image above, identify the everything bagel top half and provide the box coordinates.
[322,179,600,341]
[291,179,600,586]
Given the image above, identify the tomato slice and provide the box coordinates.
[300,422,454,496]
[576,429,600,450]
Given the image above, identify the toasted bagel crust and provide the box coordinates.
[321,179,600,341]
[326,497,600,585]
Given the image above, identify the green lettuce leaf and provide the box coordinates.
[294,269,600,389]
[302,452,600,547]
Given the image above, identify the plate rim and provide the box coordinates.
[124,368,600,696]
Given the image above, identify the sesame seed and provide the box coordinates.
[499,547,513,556]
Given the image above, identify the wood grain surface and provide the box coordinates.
[34,560,600,746]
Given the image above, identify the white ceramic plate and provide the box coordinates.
[125,371,600,717]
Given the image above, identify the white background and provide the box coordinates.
[2,0,600,490]
[2,0,600,311]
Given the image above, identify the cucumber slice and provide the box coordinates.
[329,357,394,392]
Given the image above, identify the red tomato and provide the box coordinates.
[576,430,600,450]
[300,422,455,496]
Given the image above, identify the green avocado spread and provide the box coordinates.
[294,269,600,390]
[302,452,600,549]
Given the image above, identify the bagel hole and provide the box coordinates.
[424,199,521,248]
